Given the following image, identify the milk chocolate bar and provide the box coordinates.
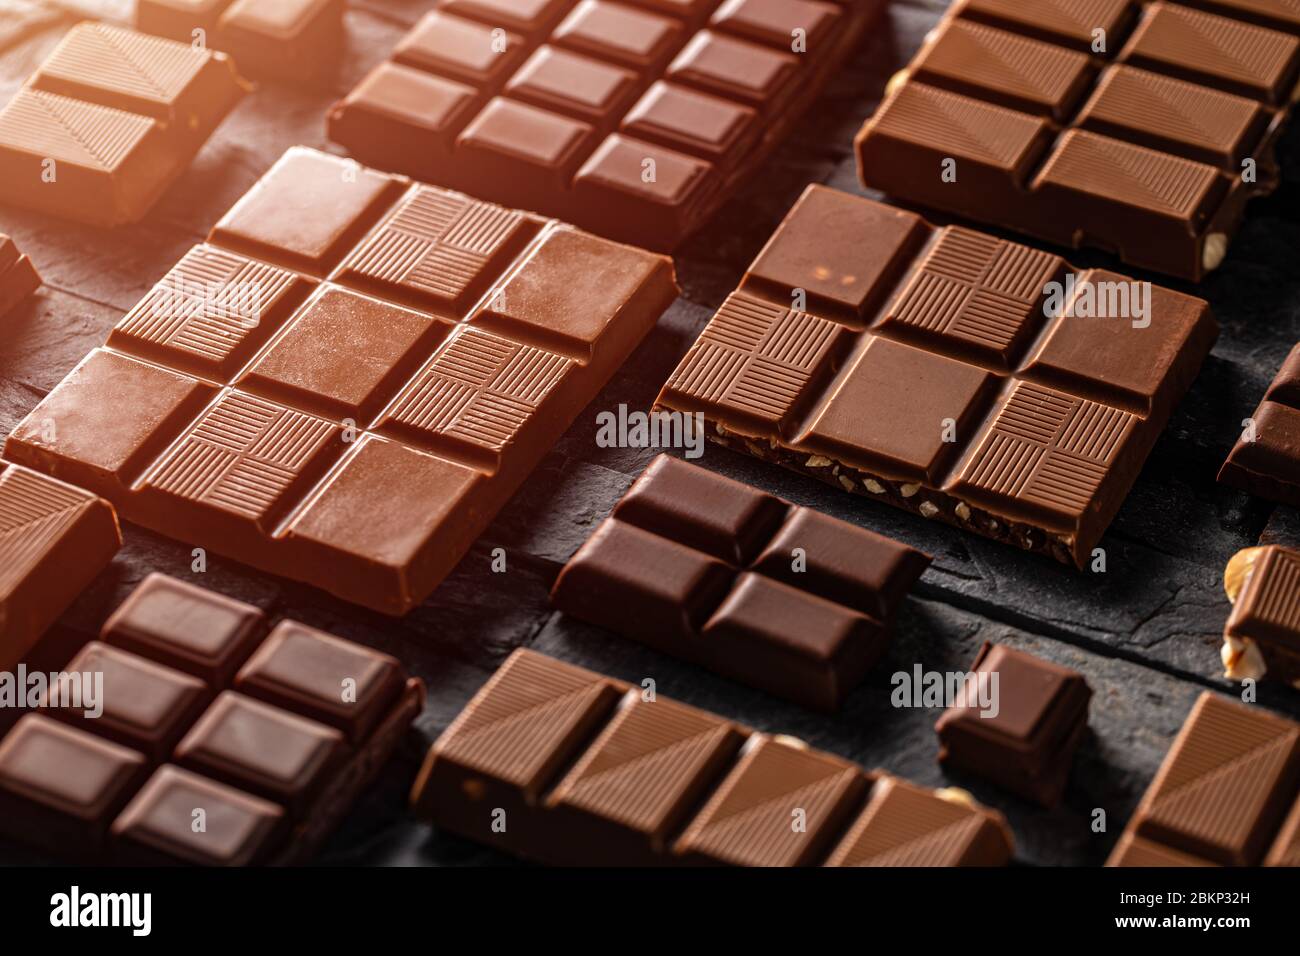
[0,234,40,318]
[0,22,246,226]
[0,464,121,673]
[0,573,422,865]
[551,454,929,710]
[410,648,1015,866]
[3,147,677,614]
[1219,343,1300,505]
[935,643,1092,807]
[327,0,886,251]
[1221,545,1300,686]
[653,185,1217,567]
[1106,692,1300,866]
[855,0,1299,280]
[136,0,345,84]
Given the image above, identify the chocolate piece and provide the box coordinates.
[0,23,245,226]
[854,1,1298,280]
[1105,833,1219,867]
[653,185,1218,567]
[934,643,1092,807]
[824,777,1016,866]
[1221,545,1300,685]
[0,464,121,673]
[3,147,677,614]
[1219,343,1300,505]
[1118,693,1300,866]
[137,0,344,85]
[411,649,1014,866]
[1266,796,1300,866]
[0,574,423,864]
[551,455,930,710]
[0,234,40,319]
[327,0,886,251]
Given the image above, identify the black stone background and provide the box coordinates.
[0,0,1298,867]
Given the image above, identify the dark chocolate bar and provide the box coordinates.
[0,463,121,673]
[326,0,886,251]
[0,22,246,225]
[934,643,1092,807]
[1221,544,1300,685]
[410,648,1015,866]
[136,0,345,85]
[0,233,40,318]
[551,454,929,710]
[0,573,422,865]
[3,147,677,614]
[1219,343,1300,505]
[854,0,1298,280]
[1106,692,1300,866]
[653,184,1217,567]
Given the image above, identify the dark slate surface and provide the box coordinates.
[1,0,1298,867]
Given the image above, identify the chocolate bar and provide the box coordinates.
[136,0,345,84]
[653,185,1217,567]
[0,573,423,865]
[1106,692,1300,866]
[934,643,1091,807]
[0,233,40,318]
[3,147,677,614]
[0,463,121,673]
[1219,343,1300,506]
[854,0,1299,280]
[550,454,929,710]
[410,648,1015,866]
[1221,545,1300,686]
[0,22,246,226]
[326,0,886,251]
[1105,833,1217,867]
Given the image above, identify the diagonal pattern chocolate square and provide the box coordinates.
[655,185,1216,567]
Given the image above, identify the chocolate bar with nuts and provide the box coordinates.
[1221,544,1300,686]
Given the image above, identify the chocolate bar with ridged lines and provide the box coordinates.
[653,184,1217,567]
[854,0,1299,280]
[327,0,885,251]
[0,22,246,225]
[551,454,930,710]
[1106,692,1300,866]
[1220,544,1300,686]
[0,233,40,319]
[410,648,1015,866]
[1,147,678,614]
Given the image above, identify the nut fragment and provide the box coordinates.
[935,787,976,808]
[864,479,886,494]
[919,501,939,518]
[1221,635,1267,682]
[1224,546,1265,602]
[805,455,833,468]
[900,483,920,498]
[955,502,971,522]
[715,421,728,436]
[772,734,808,750]
[885,69,910,98]
[1203,233,1229,273]
[838,475,855,492]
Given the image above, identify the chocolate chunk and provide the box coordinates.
[654,185,1218,567]
[1221,544,1300,684]
[1105,833,1219,867]
[411,648,1013,866]
[327,0,887,250]
[855,2,1298,279]
[0,234,40,319]
[1119,693,1300,866]
[551,455,929,710]
[1219,343,1300,506]
[1266,796,1300,866]
[4,147,677,615]
[0,574,422,865]
[935,643,1092,807]
[0,465,121,673]
[0,23,245,226]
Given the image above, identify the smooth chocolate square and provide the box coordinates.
[507,46,639,123]
[394,12,526,86]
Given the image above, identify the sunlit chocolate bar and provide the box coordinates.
[855,0,1299,280]
[653,184,1217,567]
[0,22,246,225]
[411,648,1015,866]
[327,0,887,250]
[0,573,422,865]
[1221,544,1300,686]
[551,454,929,709]
[0,233,40,318]
[2,147,678,614]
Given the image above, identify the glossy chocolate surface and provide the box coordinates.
[1220,343,1300,506]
